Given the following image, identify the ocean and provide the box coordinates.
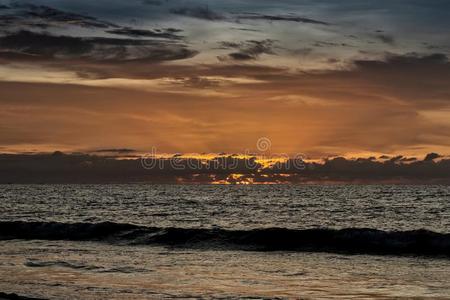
[0,184,449,299]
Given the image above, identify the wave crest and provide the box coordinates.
[1,221,449,257]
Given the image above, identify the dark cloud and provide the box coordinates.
[141,0,163,5]
[4,3,118,29]
[0,30,197,62]
[218,39,277,61]
[374,34,396,45]
[237,13,329,25]
[0,30,94,58]
[312,52,450,109]
[227,52,254,60]
[1,152,450,183]
[168,7,328,25]
[352,53,449,74]
[230,27,262,33]
[377,52,445,64]
[312,41,353,48]
[0,13,18,24]
[0,12,52,29]
[424,152,441,161]
[106,27,183,39]
[313,41,339,47]
[170,6,225,21]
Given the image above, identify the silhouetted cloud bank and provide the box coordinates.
[0,152,449,184]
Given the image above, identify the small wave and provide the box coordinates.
[24,260,99,271]
[98,266,150,273]
[24,259,150,273]
[1,221,449,257]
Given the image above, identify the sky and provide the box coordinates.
[1,0,450,158]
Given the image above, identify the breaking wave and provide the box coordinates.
[1,221,449,257]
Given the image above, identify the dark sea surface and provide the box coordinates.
[0,184,449,299]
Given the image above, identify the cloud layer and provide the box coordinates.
[1,151,450,184]
[0,0,449,158]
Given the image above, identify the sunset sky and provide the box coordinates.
[1,0,450,158]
